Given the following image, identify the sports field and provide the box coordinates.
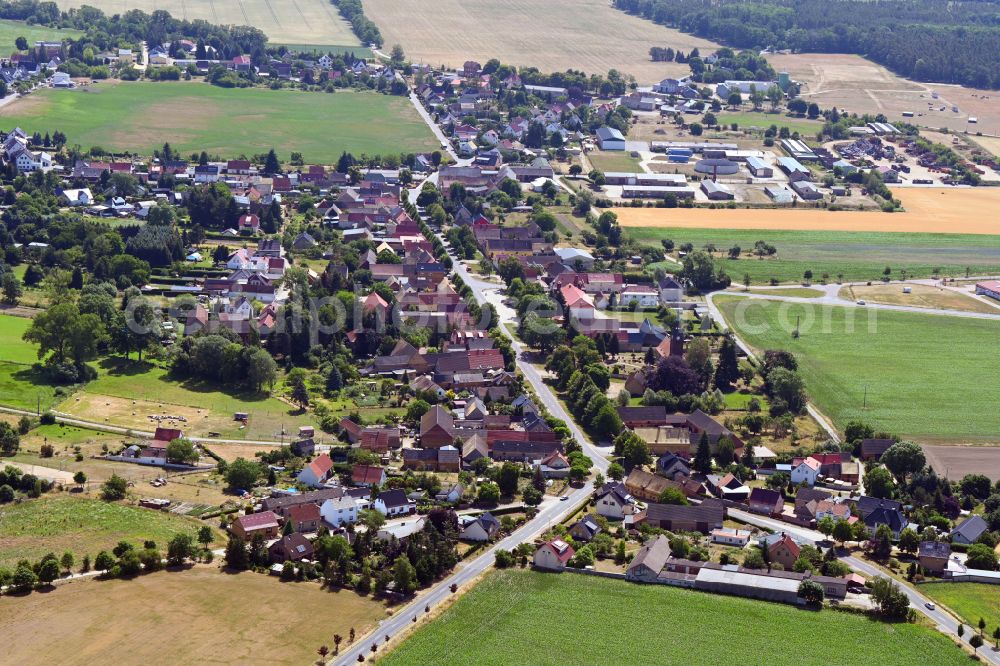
[767,53,1000,135]
[629,227,1000,284]
[0,19,81,50]
[0,496,218,568]
[52,0,358,47]
[383,569,966,665]
[618,187,1000,235]
[0,82,438,162]
[362,0,720,82]
[0,566,386,664]
[715,297,1000,442]
[920,583,1000,629]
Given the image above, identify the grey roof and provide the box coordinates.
[951,515,988,542]
[628,534,671,574]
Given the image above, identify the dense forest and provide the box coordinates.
[613,0,1000,89]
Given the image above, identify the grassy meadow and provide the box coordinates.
[628,227,1000,284]
[717,111,823,136]
[0,496,218,568]
[0,19,81,51]
[0,314,61,412]
[0,82,438,162]
[382,569,967,665]
[920,583,1000,629]
[715,297,1000,442]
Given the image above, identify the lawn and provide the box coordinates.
[629,227,1000,284]
[920,583,1000,629]
[588,150,642,173]
[0,18,81,51]
[0,566,387,664]
[382,569,967,666]
[0,313,36,364]
[715,296,1000,442]
[717,111,823,136]
[0,496,218,568]
[0,82,438,162]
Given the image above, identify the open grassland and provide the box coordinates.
[65,359,314,440]
[0,314,61,412]
[618,187,1000,235]
[0,566,386,665]
[382,569,966,666]
[841,283,1000,314]
[0,313,36,364]
[969,134,1000,158]
[588,150,643,173]
[717,111,822,136]
[362,0,719,82]
[716,297,1000,442]
[0,18,81,50]
[52,0,358,46]
[0,496,218,568]
[920,583,1000,628]
[629,227,1000,284]
[0,82,437,162]
[767,53,1000,134]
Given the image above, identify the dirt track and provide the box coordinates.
[617,187,1000,234]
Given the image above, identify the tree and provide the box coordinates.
[11,563,36,593]
[798,579,824,605]
[477,482,501,504]
[971,634,984,650]
[60,551,74,574]
[198,525,214,548]
[405,399,430,422]
[94,550,115,572]
[289,374,310,410]
[881,441,925,482]
[714,437,735,467]
[0,422,19,454]
[714,335,740,389]
[326,365,344,394]
[522,486,543,506]
[245,348,277,392]
[24,303,107,366]
[1,272,22,305]
[967,543,998,570]
[497,462,520,496]
[167,533,194,566]
[870,577,910,619]
[166,438,198,465]
[101,474,128,500]
[393,555,417,595]
[817,516,835,539]
[608,462,625,481]
[73,470,87,487]
[868,524,893,561]
[224,535,249,570]
[864,466,895,499]
[15,36,27,51]
[38,558,60,585]
[693,431,712,473]
[898,527,920,554]
[657,487,688,505]
[264,149,281,174]
[961,474,992,500]
[224,457,261,491]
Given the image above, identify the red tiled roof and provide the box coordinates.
[236,510,280,530]
[352,465,385,485]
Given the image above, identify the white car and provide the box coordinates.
[925,602,936,611]
[559,496,569,501]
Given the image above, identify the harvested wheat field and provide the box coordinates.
[0,566,386,665]
[52,0,359,47]
[617,187,1000,234]
[768,53,1000,134]
[924,446,1000,481]
[363,0,719,82]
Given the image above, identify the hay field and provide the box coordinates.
[768,53,1000,134]
[0,567,387,665]
[617,187,1000,234]
[52,0,359,47]
[362,0,719,82]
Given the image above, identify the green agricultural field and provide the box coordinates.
[717,111,822,136]
[715,297,1000,442]
[920,583,1000,629]
[0,496,219,568]
[0,82,438,162]
[383,570,967,666]
[630,227,1000,284]
[0,19,81,51]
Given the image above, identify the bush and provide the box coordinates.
[39,412,56,425]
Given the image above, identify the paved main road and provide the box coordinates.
[333,206,610,665]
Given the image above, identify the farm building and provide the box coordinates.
[650,141,738,154]
[776,157,812,182]
[868,122,901,135]
[596,127,626,151]
[976,281,1000,301]
[780,138,818,162]
[721,150,765,162]
[694,158,739,176]
[832,159,858,174]
[746,156,773,178]
[790,180,823,200]
[716,80,775,98]
[621,185,696,200]
[604,172,686,186]
[525,84,568,99]
[700,179,734,200]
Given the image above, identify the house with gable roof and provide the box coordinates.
[534,539,575,571]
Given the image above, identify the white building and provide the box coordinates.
[619,284,659,308]
[534,539,574,571]
[791,457,821,486]
[320,496,358,528]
